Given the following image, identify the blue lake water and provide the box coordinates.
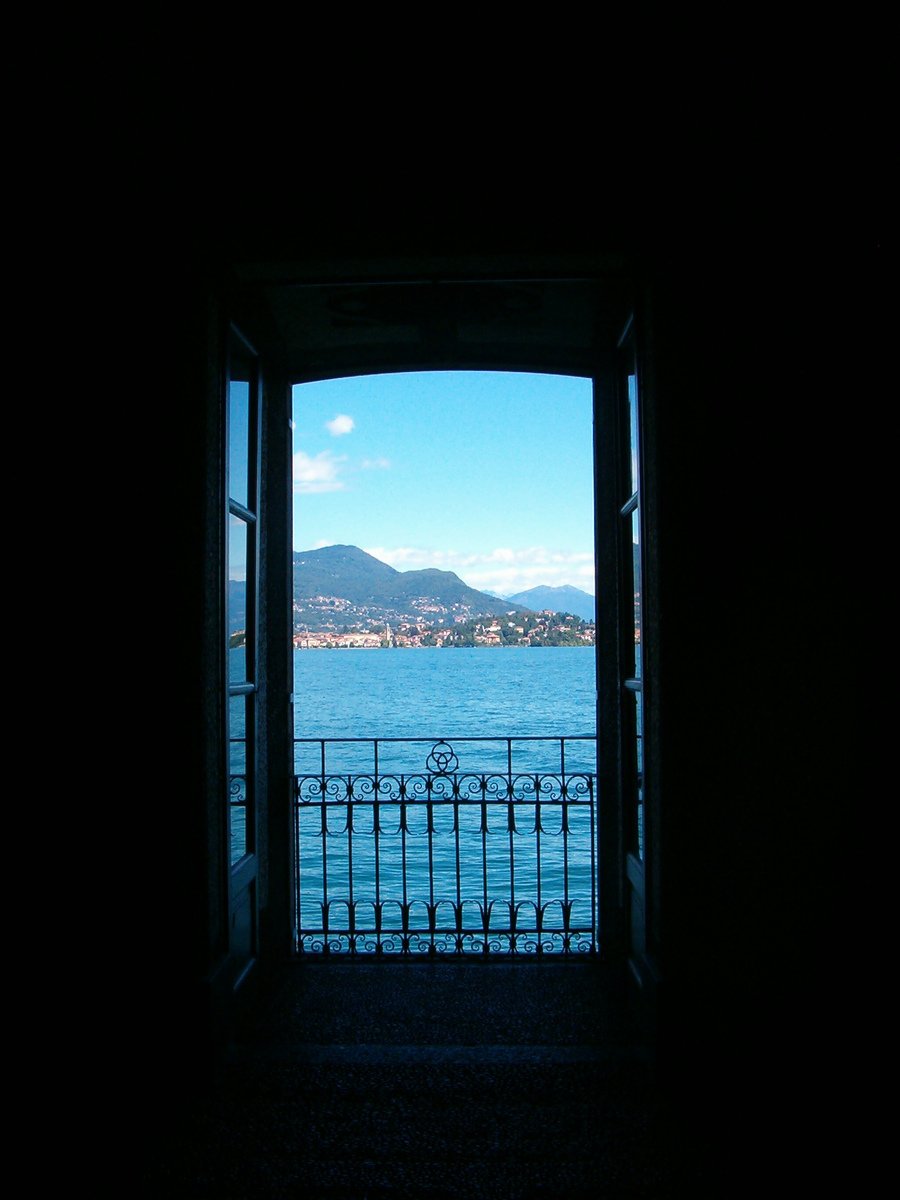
[289,647,598,953]
[293,644,596,740]
[231,647,598,951]
[293,645,596,773]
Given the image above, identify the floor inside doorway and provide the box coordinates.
[137,958,721,1198]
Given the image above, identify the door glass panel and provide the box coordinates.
[628,371,639,494]
[226,326,257,878]
[228,375,251,510]
[622,346,644,859]
[229,692,250,863]
[228,515,249,680]
[631,509,642,679]
[635,689,644,859]
[626,686,644,860]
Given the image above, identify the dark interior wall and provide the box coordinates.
[82,56,882,1186]
[139,258,230,1088]
[644,234,848,1160]
[131,250,297,1096]
[123,217,853,1179]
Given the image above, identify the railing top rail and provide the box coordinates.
[291,734,598,956]
[293,734,596,744]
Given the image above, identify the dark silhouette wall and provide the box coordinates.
[116,202,862,1190]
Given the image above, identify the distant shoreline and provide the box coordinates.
[291,642,594,650]
[230,638,598,650]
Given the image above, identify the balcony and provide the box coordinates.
[291,736,597,956]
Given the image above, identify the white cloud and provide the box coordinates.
[326,414,355,436]
[293,450,347,493]
[364,546,426,567]
[464,562,595,595]
[361,457,391,470]
[361,545,595,597]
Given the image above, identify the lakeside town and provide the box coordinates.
[291,605,596,649]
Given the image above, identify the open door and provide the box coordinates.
[617,320,653,989]
[595,317,652,985]
[225,324,261,994]
[620,332,648,980]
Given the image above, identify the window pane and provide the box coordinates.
[229,693,250,863]
[228,376,250,509]
[229,643,247,686]
[625,687,644,861]
[635,689,644,859]
[228,515,249,674]
[631,509,642,678]
[628,371,639,494]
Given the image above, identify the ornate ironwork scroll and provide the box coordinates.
[293,737,597,956]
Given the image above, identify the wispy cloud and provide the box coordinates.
[326,414,355,436]
[362,545,595,596]
[361,457,391,470]
[293,450,347,493]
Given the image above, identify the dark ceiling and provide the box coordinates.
[217,231,639,383]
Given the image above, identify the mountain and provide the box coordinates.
[228,580,246,634]
[227,546,599,636]
[505,584,595,622]
[292,544,532,630]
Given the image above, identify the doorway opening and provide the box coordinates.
[288,370,598,955]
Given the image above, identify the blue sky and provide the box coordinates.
[292,371,595,597]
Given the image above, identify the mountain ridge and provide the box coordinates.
[291,544,533,631]
[505,584,595,622]
[294,544,530,609]
[231,545,597,634]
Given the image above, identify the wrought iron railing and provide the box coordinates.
[292,736,597,956]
